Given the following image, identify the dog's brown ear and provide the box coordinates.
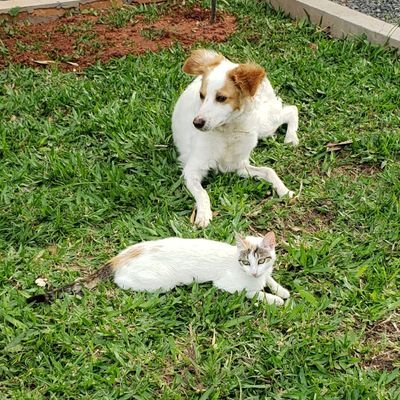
[228,63,266,97]
[182,49,224,76]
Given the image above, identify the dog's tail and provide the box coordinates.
[27,262,114,305]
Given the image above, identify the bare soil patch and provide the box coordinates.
[363,312,400,371]
[330,163,381,178]
[284,203,334,234]
[0,6,236,71]
[247,199,335,240]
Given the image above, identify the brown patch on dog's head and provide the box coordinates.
[183,49,224,76]
[216,77,242,110]
[228,63,266,97]
[199,71,238,106]
[200,76,208,101]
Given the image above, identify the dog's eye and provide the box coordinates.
[200,92,205,100]
[216,95,227,103]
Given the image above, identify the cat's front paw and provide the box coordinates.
[192,207,213,228]
[276,287,290,299]
[264,293,285,306]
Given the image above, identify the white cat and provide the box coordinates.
[28,232,290,306]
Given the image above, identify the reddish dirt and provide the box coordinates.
[0,6,236,71]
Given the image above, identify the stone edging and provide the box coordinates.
[0,0,122,23]
[265,0,400,52]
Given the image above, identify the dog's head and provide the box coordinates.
[183,49,266,131]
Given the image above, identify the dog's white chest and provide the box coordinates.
[214,131,257,172]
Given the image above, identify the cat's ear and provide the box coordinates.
[235,234,249,251]
[261,231,276,250]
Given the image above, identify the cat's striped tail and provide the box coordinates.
[27,262,114,305]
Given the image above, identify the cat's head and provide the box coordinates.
[235,232,276,278]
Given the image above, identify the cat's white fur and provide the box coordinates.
[113,232,290,305]
[28,232,290,306]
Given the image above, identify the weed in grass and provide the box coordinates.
[8,6,21,18]
[140,27,167,41]
[1,23,18,37]
[80,7,100,16]
[98,4,162,28]
[74,33,102,56]
[0,39,9,56]
[57,20,95,35]
[14,40,42,53]
[0,0,400,398]
[63,7,80,18]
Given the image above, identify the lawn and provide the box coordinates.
[1,0,400,398]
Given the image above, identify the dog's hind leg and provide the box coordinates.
[258,105,299,146]
[280,105,299,146]
[183,166,213,228]
[237,163,294,198]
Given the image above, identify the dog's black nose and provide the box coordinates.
[193,118,206,129]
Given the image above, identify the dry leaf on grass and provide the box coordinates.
[33,60,56,65]
[326,140,353,152]
[288,196,298,205]
[190,208,196,224]
[46,245,58,256]
[308,43,318,51]
[35,278,48,287]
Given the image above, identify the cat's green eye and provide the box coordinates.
[241,260,250,266]
[258,257,270,264]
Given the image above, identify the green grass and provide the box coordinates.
[1,0,400,398]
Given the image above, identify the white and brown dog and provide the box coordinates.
[172,49,299,227]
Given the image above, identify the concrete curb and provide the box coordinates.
[265,0,400,52]
[0,0,122,23]
[0,0,80,13]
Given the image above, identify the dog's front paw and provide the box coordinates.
[284,136,299,146]
[277,188,294,199]
[192,208,213,228]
